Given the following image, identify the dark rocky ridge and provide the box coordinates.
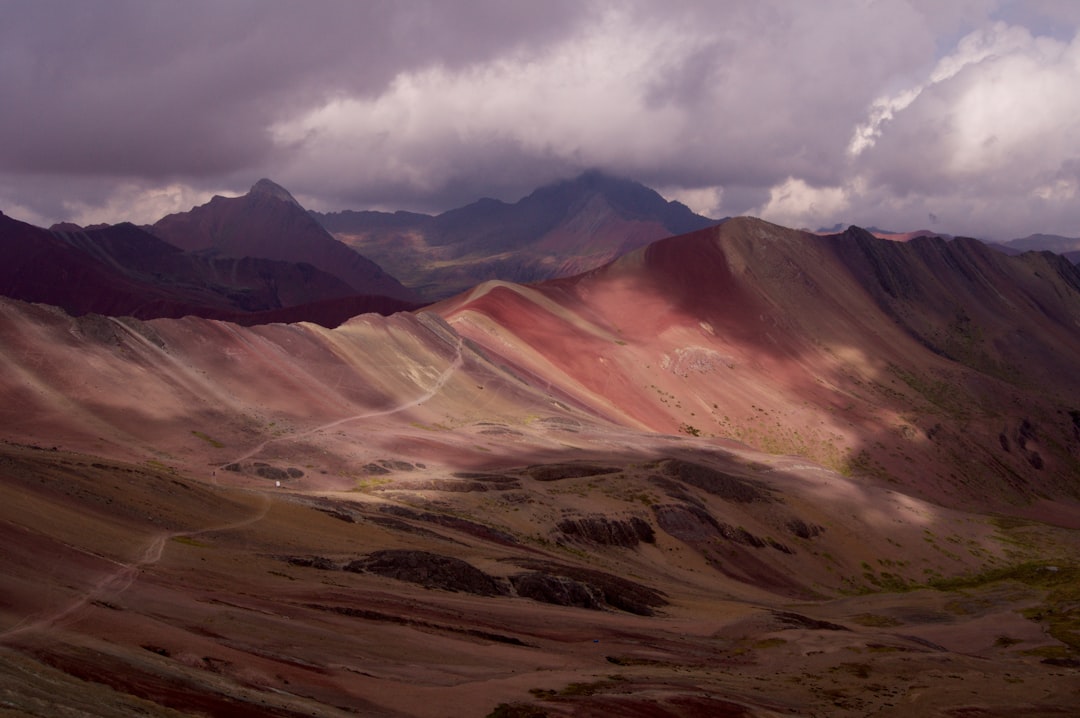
[0,210,418,327]
[150,179,419,303]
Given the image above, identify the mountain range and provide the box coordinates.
[996,233,1080,264]
[0,177,1079,716]
[312,170,720,299]
[150,179,419,304]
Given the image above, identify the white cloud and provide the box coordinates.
[847,22,1080,237]
[756,178,850,230]
[849,21,1035,157]
[61,183,225,227]
[657,185,725,218]
[271,8,697,199]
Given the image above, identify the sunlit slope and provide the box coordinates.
[437,217,1080,508]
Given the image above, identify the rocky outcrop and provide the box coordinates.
[786,518,825,539]
[525,463,621,481]
[556,515,655,547]
[652,503,727,543]
[510,573,604,611]
[510,559,666,616]
[345,550,508,597]
[378,506,519,546]
[658,459,768,503]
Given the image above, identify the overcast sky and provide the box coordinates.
[3,0,1079,240]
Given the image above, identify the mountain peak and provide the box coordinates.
[248,178,303,208]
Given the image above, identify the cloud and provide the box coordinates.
[0,1,1079,240]
[757,178,850,230]
[847,21,1080,237]
[271,2,936,212]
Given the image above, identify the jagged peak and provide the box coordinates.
[248,178,303,208]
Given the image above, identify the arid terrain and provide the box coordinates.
[1,218,1078,717]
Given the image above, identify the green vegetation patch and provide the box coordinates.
[190,430,225,448]
[929,561,1077,592]
[932,561,1080,653]
[485,703,549,718]
[850,613,903,628]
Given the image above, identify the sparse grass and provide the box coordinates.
[352,477,391,491]
[605,656,672,667]
[190,430,225,448]
[931,562,1080,653]
[679,423,701,437]
[831,662,871,679]
[171,535,206,548]
[1021,645,1072,659]
[850,613,902,628]
[928,562,1076,592]
[527,675,627,703]
[486,703,549,718]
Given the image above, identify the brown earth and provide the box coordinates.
[0,217,1078,716]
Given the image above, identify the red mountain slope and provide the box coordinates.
[437,217,1080,509]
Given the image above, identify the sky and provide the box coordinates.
[2,0,1080,241]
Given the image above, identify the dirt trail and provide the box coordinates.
[0,493,271,642]
[1,333,466,642]
[218,336,465,471]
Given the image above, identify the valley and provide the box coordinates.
[1,215,1078,716]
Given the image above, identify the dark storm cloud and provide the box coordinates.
[1,1,1079,240]
[0,0,588,177]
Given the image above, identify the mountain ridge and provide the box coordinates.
[436,216,1080,507]
[1,212,1079,716]
[313,170,721,299]
[150,180,419,303]
[0,210,419,326]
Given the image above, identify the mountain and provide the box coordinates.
[437,218,1080,507]
[1002,232,1080,254]
[817,223,945,242]
[996,233,1080,264]
[151,178,420,303]
[0,211,418,326]
[1,217,1078,716]
[313,170,720,299]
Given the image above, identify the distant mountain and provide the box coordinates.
[0,210,418,326]
[994,233,1080,264]
[151,179,419,303]
[1002,233,1080,253]
[4,215,1080,716]
[313,170,720,299]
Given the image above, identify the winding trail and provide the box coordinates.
[0,492,271,643]
[0,334,471,641]
[218,336,465,471]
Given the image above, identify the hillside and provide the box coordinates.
[437,218,1080,509]
[0,218,1078,716]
